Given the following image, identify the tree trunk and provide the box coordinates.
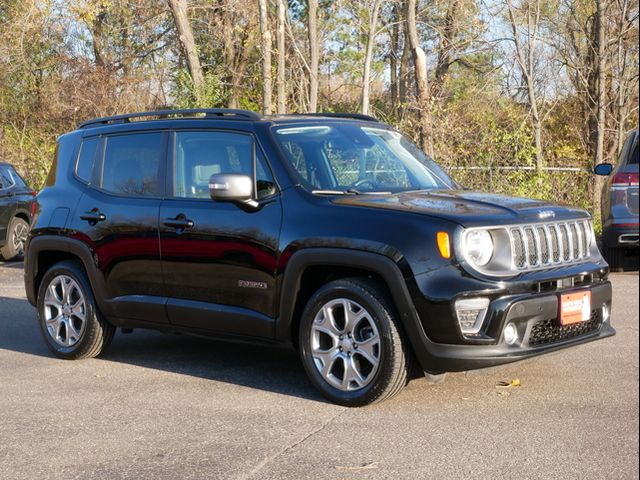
[258,0,273,115]
[433,0,459,99]
[389,6,400,111]
[167,0,205,103]
[361,0,382,115]
[593,0,607,219]
[405,0,433,155]
[506,0,544,171]
[276,0,286,114]
[229,37,253,109]
[307,0,319,112]
[91,10,107,68]
[398,30,411,106]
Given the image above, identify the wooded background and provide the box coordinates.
[0,0,637,223]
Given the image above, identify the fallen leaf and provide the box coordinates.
[496,379,521,388]
[336,462,379,471]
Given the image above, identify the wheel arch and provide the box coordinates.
[13,209,31,224]
[25,236,108,312]
[276,248,426,351]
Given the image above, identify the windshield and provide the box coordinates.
[273,123,455,193]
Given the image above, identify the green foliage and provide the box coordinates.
[173,70,227,109]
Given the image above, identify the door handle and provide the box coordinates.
[162,216,194,230]
[79,211,106,224]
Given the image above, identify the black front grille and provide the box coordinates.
[529,310,601,346]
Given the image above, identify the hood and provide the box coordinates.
[332,190,589,227]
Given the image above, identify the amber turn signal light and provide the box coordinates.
[437,232,451,259]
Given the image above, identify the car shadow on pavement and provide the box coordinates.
[0,295,325,403]
[0,260,24,270]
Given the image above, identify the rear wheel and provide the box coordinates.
[604,247,625,272]
[0,216,29,260]
[37,260,115,359]
[299,278,411,407]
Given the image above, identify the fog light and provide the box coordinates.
[602,304,610,323]
[503,323,519,345]
[455,298,490,335]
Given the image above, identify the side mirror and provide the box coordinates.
[209,173,258,208]
[594,163,613,176]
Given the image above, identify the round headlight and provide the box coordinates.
[465,230,494,266]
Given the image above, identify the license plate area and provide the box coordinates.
[559,290,592,326]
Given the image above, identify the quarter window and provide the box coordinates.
[100,133,163,197]
[76,137,99,183]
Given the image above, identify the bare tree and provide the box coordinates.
[258,0,273,114]
[307,0,319,112]
[405,0,433,155]
[433,0,461,98]
[360,0,382,115]
[506,0,544,171]
[276,0,287,114]
[592,0,607,215]
[389,4,401,110]
[167,0,204,103]
[609,0,638,157]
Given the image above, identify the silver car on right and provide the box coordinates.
[595,129,639,270]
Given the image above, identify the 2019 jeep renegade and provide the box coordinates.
[24,109,615,406]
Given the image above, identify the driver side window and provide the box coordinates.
[173,131,277,200]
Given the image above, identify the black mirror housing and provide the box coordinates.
[594,163,613,176]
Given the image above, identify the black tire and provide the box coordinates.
[299,277,412,407]
[604,247,625,272]
[0,216,29,261]
[37,260,115,360]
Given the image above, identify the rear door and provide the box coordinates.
[159,129,281,338]
[0,165,16,244]
[69,131,168,324]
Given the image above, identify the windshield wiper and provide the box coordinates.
[312,190,348,195]
[312,189,392,196]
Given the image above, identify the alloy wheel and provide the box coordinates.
[310,298,381,391]
[43,275,87,347]
[12,220,28,256]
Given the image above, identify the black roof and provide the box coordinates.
[78,109,380,130]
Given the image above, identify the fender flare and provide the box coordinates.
[25,235,110,313]
[275,248,433,369]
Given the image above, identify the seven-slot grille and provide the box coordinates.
[509,220,592,270]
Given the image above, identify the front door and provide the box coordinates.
[159,129,281,338]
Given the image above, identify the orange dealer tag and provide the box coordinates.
[559,290,592,326]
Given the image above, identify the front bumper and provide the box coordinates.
[414,282,613,373]
[404,263,614,374]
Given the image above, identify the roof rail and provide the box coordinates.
[287,112,380,122]
[78,109,263,129]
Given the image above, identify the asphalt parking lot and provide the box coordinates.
[0,259,638,480]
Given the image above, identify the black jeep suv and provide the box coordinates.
[24,109,614,406]
[0,162,34,261]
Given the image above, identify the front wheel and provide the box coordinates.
[299,278,411,407]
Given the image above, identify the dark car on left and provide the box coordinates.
[0,162,35,261]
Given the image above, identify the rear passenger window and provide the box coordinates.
[100,133,163,197]
[76,137,99,183]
